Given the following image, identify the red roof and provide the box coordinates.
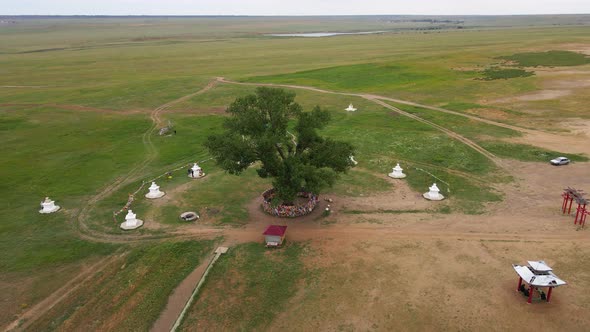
[263,225,287,236]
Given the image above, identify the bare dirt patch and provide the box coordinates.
[542,78,590,89]
[494,90,571,103]
[464,107,511,121]
[504,119,590,156]
[562,43,590,56]
[268,237,590,331]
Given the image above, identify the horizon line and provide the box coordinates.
[2,13,590,17]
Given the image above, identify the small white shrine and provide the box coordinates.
[145,181,165,199]
[39,197,60,214]
[388,163,406,179]
[423,183,444,201]
[349,155,358,165]
[120,209,144,230]
[345,104,357,112]
[189,163,205,179]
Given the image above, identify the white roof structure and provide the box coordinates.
[512,261,566,287]
[528,260,553,272]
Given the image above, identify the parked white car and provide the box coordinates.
[550,157,570,166]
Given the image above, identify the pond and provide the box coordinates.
[266,31,386,38]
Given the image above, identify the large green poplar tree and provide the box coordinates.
[205,87,355,204]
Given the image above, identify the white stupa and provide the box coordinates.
[423,183,445,201]
[349,155,358,165]
[145,181,165,199]
[189,163,205,179]
[345,104,357,112]
[388,163,406,179]
[120,210,144,230]
[39,197,60,214]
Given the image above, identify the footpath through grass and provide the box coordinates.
[26,240,215,332]
[179,242,305,331]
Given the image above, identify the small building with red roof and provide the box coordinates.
[263,225,287,247]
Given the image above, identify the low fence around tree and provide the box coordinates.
[261,188,319,218]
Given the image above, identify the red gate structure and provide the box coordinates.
[574,197,588,225]
[561,188,586,227]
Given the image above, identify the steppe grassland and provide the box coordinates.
[1,17,590,330]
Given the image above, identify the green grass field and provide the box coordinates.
[178,242,305,331]
[25,240,215,331]
[1,15,590,331]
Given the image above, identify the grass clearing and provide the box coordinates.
[179,242,305,331]
[330,168,393,197]
[157,168,270,225]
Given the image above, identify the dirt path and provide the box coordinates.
[216,77,504,168]
[4,253,127,332]
[217,77,590,156]
[369,98,503,167]
[215,77,535,134]
[150,248,216,332]
[74,79,219,243]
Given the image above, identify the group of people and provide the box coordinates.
[187,168,204,178]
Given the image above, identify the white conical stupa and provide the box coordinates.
[145,181,165,199]
[388,163,406,179]
[345,104,357,112]
[120,209,144,230]
[189,163,205,179]
[39,197,60,214]
[423,183,444,201]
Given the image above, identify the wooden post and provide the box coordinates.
[567,197,574,214]
[546,287,553,302]
[527,285,534,304]
[582,210,588,227]
[517,277,522,292]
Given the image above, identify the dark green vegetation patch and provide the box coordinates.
[479,67,535,80]
[499,50,590,67]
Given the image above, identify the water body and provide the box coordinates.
[267,31,386,38]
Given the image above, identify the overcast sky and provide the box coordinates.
[2,0,590,16]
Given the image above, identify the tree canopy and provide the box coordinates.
[205,87,355,204]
